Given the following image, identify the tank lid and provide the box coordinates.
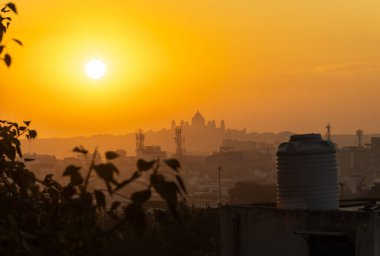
[290,133,322,142]
[277,133,335,156]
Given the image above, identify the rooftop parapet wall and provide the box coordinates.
[221,205,378,256]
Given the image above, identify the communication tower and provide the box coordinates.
[174,125,185,159]
[135,129,145,154]
[356,129,364,147]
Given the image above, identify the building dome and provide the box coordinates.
[191,111,205,127]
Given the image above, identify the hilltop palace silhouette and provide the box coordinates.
[171,110,225,131]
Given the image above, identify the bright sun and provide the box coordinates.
[85,59,106,79]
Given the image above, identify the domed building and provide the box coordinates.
[169,111,229,153]
[191,111,206,128]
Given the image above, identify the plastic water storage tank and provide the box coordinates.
[276,134,338,210]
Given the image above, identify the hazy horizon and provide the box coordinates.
[2,0,380,137]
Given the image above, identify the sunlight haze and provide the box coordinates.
[1,0,380,137]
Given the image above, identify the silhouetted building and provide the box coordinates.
[191,110,206,128]
[170,111,231,154]
[336,137,380,195]
[369,137,380,173]
[220,120,225,131]
[136,146,167,160]
[221,139,257,152]
[337,146,369,176]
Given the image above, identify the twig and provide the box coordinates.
[84,147,98,191]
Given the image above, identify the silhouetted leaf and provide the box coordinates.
[131,189,151,205]
[94,190,106,210]
[73,145,88,155]
[71,172,84,185]
[176,175,187,194]
[151,176,180,221]
[0,45,4,54]
[28,130,37,139]
[137,159,155,171]
[150,173,164,186]
[105,151,118,160]
[15,144,22,158]
[19,126,26,131]
[13,169,36,196]
[23,158,35,162]
[12,38,22,46]
[95,163,118,182]
[4,145,16,161]
[6,3,17,14]
[43,174,54,184]
[9,121,18,127]
[164,159,181,172]
[4,54,11,67]
[63,165,81,176]
[95,163,118,195]
[23,121,31,126]
[158,181,178,204]
[63,166,83,186]
[109,201,121,213]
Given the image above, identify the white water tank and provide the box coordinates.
[276,134,338,210]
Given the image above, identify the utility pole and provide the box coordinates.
[326,123,332,141]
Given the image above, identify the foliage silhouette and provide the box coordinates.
[0,3,218,254]
[0,2,21,67]
[0,120,188,255]
[99,202,220,256]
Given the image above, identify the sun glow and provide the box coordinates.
[85,59,106,79]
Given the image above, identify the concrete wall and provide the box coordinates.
[221,205,376,256]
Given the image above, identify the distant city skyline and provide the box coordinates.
[13,110,380,139]
[19,111,380,159]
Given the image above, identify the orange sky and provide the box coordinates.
[2,0,380,137]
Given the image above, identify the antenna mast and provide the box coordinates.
[135,129,145,155]
[174,125,185,159]
[326,123,332,141]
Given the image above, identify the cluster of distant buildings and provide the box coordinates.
[337,137,380,196]
[23,111,380,205]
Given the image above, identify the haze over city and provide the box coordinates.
[2,0,380,137]
[4,1,380,255]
